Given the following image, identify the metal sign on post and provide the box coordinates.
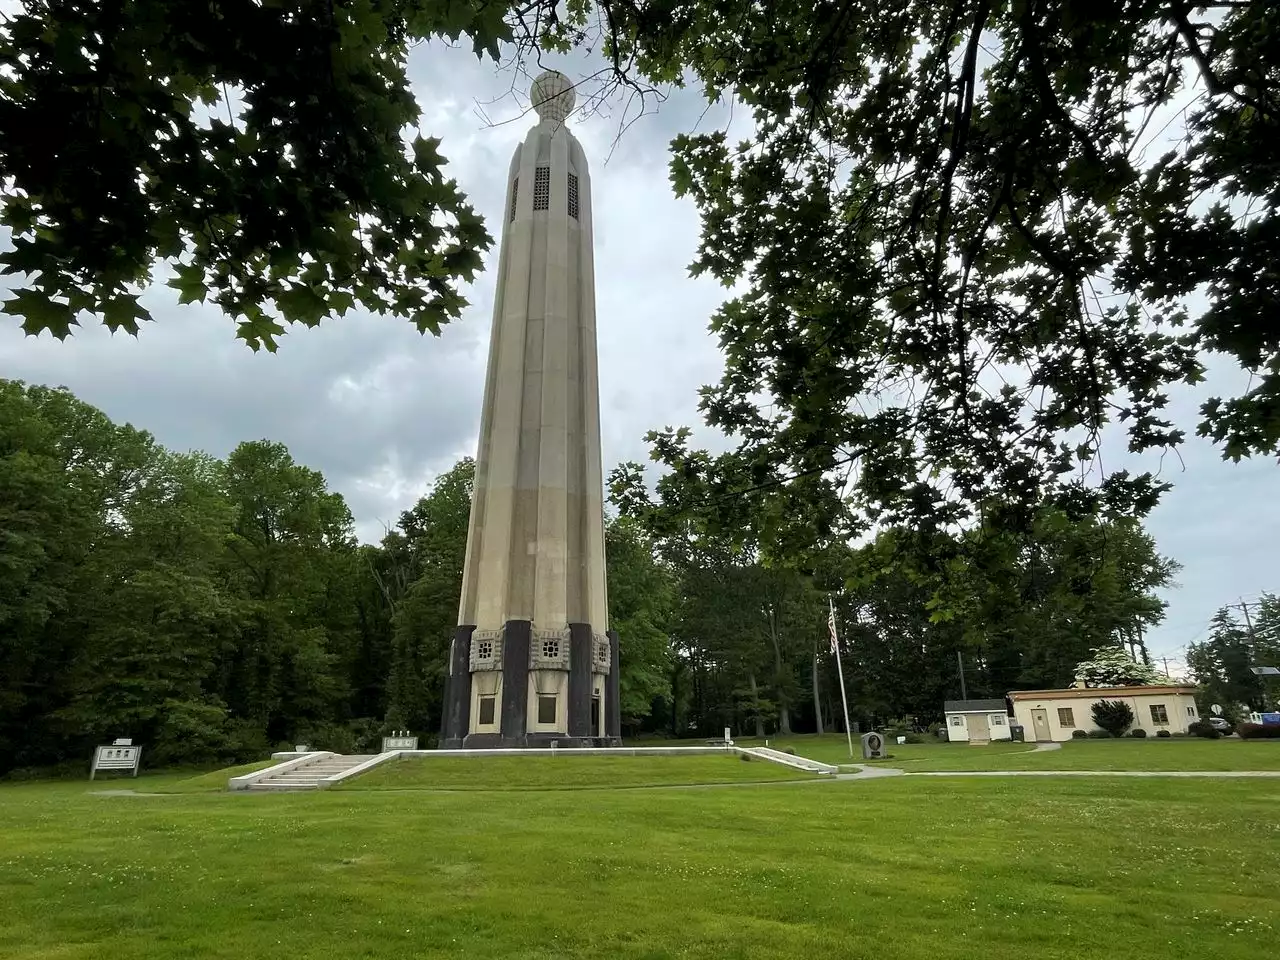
[381,730,419,752]
[90,743,142,780]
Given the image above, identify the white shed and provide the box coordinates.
[944,699,1013,743]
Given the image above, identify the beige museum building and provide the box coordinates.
[1009,685,1201,741]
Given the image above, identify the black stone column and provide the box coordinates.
[567,623,593,738]
[606,629,621,741]
[440,625,475,747]
[499,620,531,744]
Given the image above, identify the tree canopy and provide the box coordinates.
[587,1,1278,551]
[4,2,1275,530]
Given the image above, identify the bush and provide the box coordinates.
[1157,729,1172,738]
[1071,729,1089,740]
[1187,720,1221,739]
[1129,728,1148,738]
[1091,699,1135,737]
[1237,723,1280,739]
[739,753,752,762]
[1087,729,1113,739]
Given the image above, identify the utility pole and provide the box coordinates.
[956,650,968,701]
[1240,598,1257,646]
[1160,656,1172,679]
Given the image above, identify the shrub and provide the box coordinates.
[784,747,797,755]
[1187,720,1221,739]
[1091,699,1135,737]
[739,753,752,762]
[1071,729,1089,740]
[1129,728,1148,738]
[1237,723,1280,739]
[1156,729,1172,738]
[1088,729,1113,739]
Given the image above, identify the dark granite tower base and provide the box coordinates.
[439,619,622,749]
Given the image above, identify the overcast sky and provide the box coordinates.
[1,42,1275,676]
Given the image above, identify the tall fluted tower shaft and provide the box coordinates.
[440,71,619,748]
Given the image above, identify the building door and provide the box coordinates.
[968,714,990,744]
[1031,709,1052,742]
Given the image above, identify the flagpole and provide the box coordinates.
[829,597,855,760]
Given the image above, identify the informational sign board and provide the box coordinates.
[1261,713,1280,726]
[90,744,142,780]
[861,731,887,760]
[381,735,419,752]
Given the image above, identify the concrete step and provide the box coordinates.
[244,753,386,791]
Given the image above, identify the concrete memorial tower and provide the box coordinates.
[440,70,621,749]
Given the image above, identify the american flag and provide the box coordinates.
[827,601,840,655]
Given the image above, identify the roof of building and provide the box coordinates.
[944,699,1008,713]
[1007,685,1196,701]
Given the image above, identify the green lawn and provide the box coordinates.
[696,732,1280,771]
[862,738,1280,771]
[1,771,1276,959]
[344,754,816,790]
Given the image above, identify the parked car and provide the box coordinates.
[1208,716,1234,734]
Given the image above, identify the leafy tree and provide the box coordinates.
[1188,600,1280,715]
[1073,645,1167,688]
[0,0,526,347]
[605,517,674,729]
[383,458,474,732]
[601,0,1279,552]
[1091,699,1134,737]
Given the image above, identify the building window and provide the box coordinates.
[509,178,518,221]
[991,715,1005,726]
[533,166,550,210]
[476,639,493,660]
[1187,705,1196,717]
[949,715,963,727]
[541,638,560,660]
[568,173,579,219]
[537,695,557,725]
[1150,704,1169,725]
[1058,708,1075,728]
[478,696,496,726]
[591,696,601,734]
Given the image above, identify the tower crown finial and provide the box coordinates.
[530,70,575,124]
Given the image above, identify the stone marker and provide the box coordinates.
[861,731,887,760]
[90,743,142,779]
[381,730,419,752]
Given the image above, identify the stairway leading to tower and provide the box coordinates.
[236,753,379,791]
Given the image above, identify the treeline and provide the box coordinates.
[1,380,1180,773]
[0,380,673,774]
[635,511,1179,739]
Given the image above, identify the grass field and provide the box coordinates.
[713,733,1280,770]
[344,754,814,790]
[2,759,1279,959]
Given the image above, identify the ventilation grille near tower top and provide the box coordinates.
[509,178,518,222]
[568,173,579,220]
[533,166,550,210]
